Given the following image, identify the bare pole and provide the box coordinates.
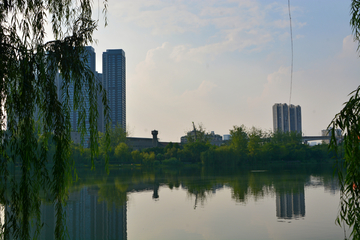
[288,0,294,105]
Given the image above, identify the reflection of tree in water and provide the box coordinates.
[22,163,339,238]
[230,176,250,203]
[229,171,274,204]
[179,168,219,209]
[186,188,212,209]
[162,168,181,190]
[97,178,128,209]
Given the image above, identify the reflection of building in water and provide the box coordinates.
[39,203,56,240]
[38,186,127,240]
[323,178,340,195]
[276,189,305,219]
[306,176,340,195]
[0,205,3,226]
[67,186,127,240]
[0,204,4,238]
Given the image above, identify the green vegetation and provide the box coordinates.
[0,0,349,237]
[201,126,336,167]
[66,162,337,211]
[329,1,360,239]
[0,1,109,239]
[69,124,338,168]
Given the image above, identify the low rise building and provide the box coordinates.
[180,130,223,146]
[321,128,342,144]
[127,130,177,150]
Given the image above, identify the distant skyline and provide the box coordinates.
[53,0,360,142]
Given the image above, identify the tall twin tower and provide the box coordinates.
[56,46,126,145]
[272,103,302,133]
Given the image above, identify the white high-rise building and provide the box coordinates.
[273,103,302,133]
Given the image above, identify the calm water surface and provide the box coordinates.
[39,164,347,239]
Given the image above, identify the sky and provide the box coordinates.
[87,0,360,142]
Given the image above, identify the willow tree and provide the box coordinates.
[0,0,109,239]
[330,1,360,239]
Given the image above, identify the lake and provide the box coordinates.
[17,163,349,239]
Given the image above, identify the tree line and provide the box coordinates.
[67,124,339,167]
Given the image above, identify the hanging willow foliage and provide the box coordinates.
[329,1,360,239]
[330,86,360,239]
[0,0,109,239]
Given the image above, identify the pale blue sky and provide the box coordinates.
[90,0,360,142]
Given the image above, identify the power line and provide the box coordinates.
[288,0,293,105]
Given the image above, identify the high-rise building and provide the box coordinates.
[57,46,103,146]
[273,103,289,132]
[273,103,302,133]
[95,71,104,133]
[289,104,301,133]
[70,46,95,145]
[102,49,126,130]
[70,46,95,140]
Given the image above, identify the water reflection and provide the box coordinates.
[0,204,3,240]
[39,187,127,240]
[31,164,340,239]
[276,190,305,220]
[324,178,340,195]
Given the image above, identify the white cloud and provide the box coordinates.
[340,35,358,58]
[199,6,238,17]
[247,35,360,135]
[100,0,355,141]
[180,81,217,100]
[247,66,290,109]
[272,19,289,29]
[108,0,304,38]
[169,28,273,63]
[127,42,223,140]
[278,32,290,41]
[109,0,209,34]
[103,0,306,70]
